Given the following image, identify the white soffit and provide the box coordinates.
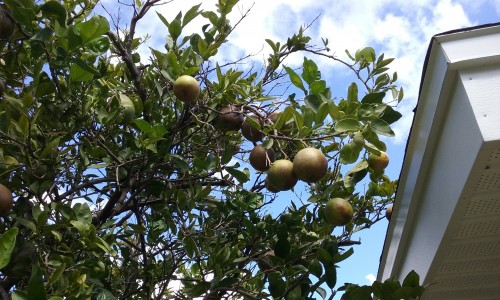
[377,23,500,300]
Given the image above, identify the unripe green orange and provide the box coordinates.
[173,75,200,103]
[267,159,297,191]
[324,198,353,226]
[293,147,327,183]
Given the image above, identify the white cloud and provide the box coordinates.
[365,273,377,284]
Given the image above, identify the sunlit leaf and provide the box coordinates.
[284,66,306,93]
[0,227,18,269]
[370,119,395,137]
[334,118,361,133]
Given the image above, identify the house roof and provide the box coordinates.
[377,23,500,299]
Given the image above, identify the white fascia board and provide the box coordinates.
[460,65,500,142]
[436,26,500,70]
[377,24,500,282]
[377,40,454,281]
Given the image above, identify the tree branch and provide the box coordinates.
[106,31,150,121]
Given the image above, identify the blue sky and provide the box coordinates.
[98,0,500,297]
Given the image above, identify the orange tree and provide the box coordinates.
[0,0,425,299]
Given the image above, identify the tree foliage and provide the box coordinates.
[0,0,423,299]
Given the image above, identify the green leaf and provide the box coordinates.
[168,18,182,40]
[324,264,337,289]
[172,155,190,172]
[156,12,169,27]
[95,236,113,254]
[197,38,208,57]
[309,259,323,278]
[3,0,36,27]
[361,92,386,104]
[343,285,374,300]
[47,263,66,286]
[287,285,302,300]
[11,291,29,300]
[40,1,67,26]
[302,106,315,129]
[345,49,355,61]
[393,287,415,299]
[70,62,94,81]
[28,264,47,300]
[357,103,387,121]
[340,143,361,164]
[67,26,83,50]
[402,270,420,288]
[201,11,218,25]
[316,248,331,265]
[302,57,319,85]
[274,106,293,130]
[95,289,117,300]
[357,47,376,63]
[134,119,152,132]
[166,51,179,72]
[87,36,110,54]
[328,100,343,120]
[15,217,37,232]
[73,203,92,224]
[315,102,329,124]
[334,118,361,133]
[71,220,90,234]
[398,86,404,102]
[268,272,286,297]
[334,247,354,263]
[309,80,327,95]
[274,237,290,259]
[0,227,18,269]
[347,82,358,102]
[380,105,402,124]
[344,161,368,188]
[370,119,395,137]
[35,72,55,97]
[151,124,167,138]
[373,279,401,300]
[245,114,261,130]
[31,28,54,42]
[194,184,211,201]
[304,94,322,112]
[363,127,386,152]
[372,67,389,76]
[225,167,249,183]
[182,4,202,27]
[284,66,306,93]
[77,15,110,44]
